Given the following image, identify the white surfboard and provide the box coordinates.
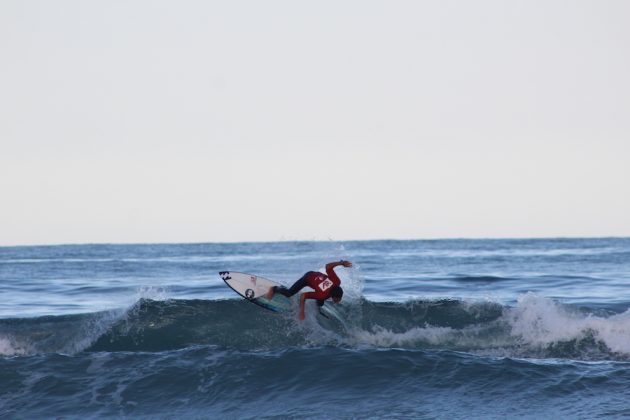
[219,271,292,313]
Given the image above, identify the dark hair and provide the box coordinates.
[330,286,343,299]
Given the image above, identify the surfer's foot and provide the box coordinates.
[266,286,275,300]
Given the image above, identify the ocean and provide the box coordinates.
[1,238,630,418]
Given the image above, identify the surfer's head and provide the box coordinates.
[330,286,343,303]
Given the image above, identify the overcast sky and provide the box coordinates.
[1,0,629,246]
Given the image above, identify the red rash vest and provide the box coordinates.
[303,266,341,301]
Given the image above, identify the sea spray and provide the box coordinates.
[508,292,630,357]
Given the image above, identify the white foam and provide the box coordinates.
[135,285,170,301]
[0,335,29,356]
[507,292,630,355]
[309,292,630,358]
[348,325,455,347]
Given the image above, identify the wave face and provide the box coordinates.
[2,295,629,362]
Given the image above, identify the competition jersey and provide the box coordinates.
[303,266,341,301]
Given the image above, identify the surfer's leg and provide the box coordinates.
[284,273,311,297]
[266,283,295,300]
[270,286,290,297]
[267,273,310,299]
[267,285,292,299]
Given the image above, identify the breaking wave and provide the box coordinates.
[1,293,629,361]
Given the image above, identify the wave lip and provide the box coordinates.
[0,309,127,356]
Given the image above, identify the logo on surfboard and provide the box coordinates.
[245,289,255,299]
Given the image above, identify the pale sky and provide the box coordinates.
[1,0,629,246]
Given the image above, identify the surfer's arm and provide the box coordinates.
[298,293,308,320]
[299,292,321,320]
[325,260,352,284]
[326,260,352,271]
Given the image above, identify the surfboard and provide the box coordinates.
[219,271,292,313]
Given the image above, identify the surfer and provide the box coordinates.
[266,260,352,320]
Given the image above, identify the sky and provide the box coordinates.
[1,0,629,246]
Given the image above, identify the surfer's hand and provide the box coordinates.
[298,311,305,321]
[341,260,353,268]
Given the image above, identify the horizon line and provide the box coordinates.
[2,235,629,248]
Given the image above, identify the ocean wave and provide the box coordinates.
[1,295,629,360]
[2,346,630,418]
